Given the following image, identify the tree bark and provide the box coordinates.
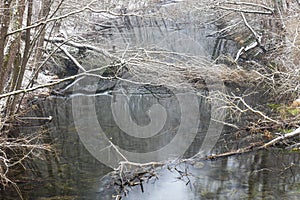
[31,0,51,82]
[4,0,26,115]
[0,0,13,94]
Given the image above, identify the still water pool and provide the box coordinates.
[1,94,299,200]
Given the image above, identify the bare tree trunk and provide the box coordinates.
[11,0,33,114]
[0,0,13,94]
[32,0,51,82]
[5,0,26,115]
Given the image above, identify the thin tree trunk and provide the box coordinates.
[13,0,33,114]
[5,0,26,115]
[0,0,13,94]
[32,0,51,82]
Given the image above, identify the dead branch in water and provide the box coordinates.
[205,126,300,160]
[204,141,264,160]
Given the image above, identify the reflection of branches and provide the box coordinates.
[0,132,51,200]
[112,161,161,198]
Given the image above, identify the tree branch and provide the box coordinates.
[0,66,113,99]
[222,1,275,13]
[6,1,124,37]
[259,127,300,149]
[58,46,86,72]
[45,37,118,60]
[216,6,273,15]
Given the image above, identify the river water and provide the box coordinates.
[4,94,299,200]
[1,2,300,200]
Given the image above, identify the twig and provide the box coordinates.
[118,161,164,169]
[237,95,279,124]
[107,140,129,164]
[235,41,259,61]
[207,21,242,38]
[0,75,77,99]
[222,1,274,13]
[45,37,118,60]
[286,143,300,149]
[205,141,263,160]
[235,12,266,61]
[4,1,127,37]
[211,118,239,129]
[240,12,261,42]
[16,116,53,121]
[216,6,273,15]
[58,46,86,72]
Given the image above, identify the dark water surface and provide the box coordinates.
[2,94,298,200]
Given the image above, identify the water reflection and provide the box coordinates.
[4,88,299,199]
[118,150,300,200]
[90,3,237,60]
[8,88,209,199]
